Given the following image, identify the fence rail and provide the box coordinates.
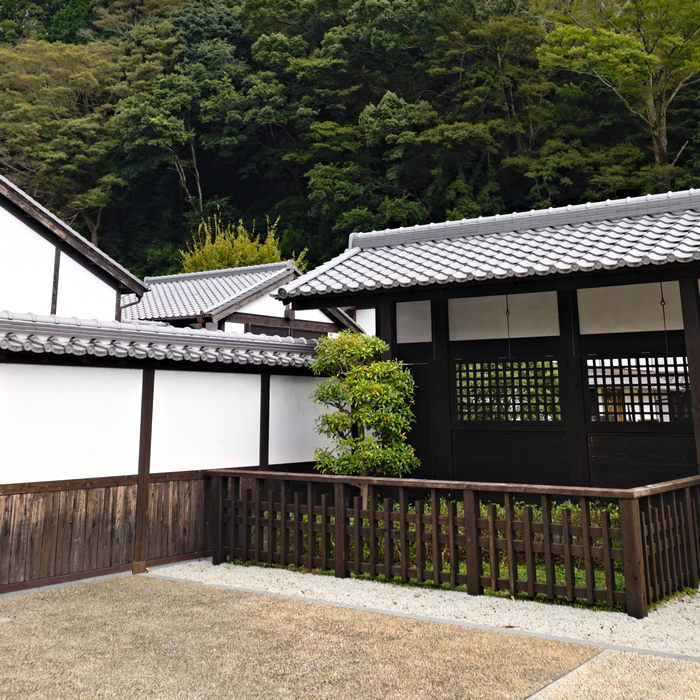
[208,470,700,618]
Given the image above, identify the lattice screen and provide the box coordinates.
[454,360,561,422]
[586,355,691,423]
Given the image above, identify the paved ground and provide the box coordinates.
[0,575,698,699]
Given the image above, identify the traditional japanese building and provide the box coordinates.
[278,190,700,488]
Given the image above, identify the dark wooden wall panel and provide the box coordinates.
[590,434,697,488]
[452,431,570,485]
[146,478,208,561]
[0,474,210,590]
[0,485,138,587]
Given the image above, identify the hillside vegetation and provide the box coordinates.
[1,0,698,276]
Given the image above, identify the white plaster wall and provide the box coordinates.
[0,203,55,314]
[295,308,331,323]
[150,370,260,471]
[55,252,117,320]
[269,375,328,464]
[224,321,246,334]
[238,294,286,317]
[449,292,559,340]
[0,364,142,483]
[237,294,332,324]
[396,300,432,344]
[578,282,683,335]
[355,307,376,336]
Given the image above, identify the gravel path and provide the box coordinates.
[151,559,700,659]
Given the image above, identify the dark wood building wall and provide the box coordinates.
[386,278,700,488]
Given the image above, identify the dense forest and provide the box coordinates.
[0,0,698,276]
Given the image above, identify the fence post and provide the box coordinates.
[334,482,347,578]
[211,476,224,565]
[620,497,648,618]
[684,487,699,585]
[463,489,483,596]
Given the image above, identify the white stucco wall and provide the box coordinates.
[224,321,246,334]
[238,293,284,317]
[449,292,560,340]
[150,370,260,471]
[0,364,142,483]
[355,307,376,336]
[237,294,331,324]
[0,203,55,314]
[295,308,331,323]
[55,252,117,320]
[577,282,684,334]
[396,300,432,344]
[269,375,328,464]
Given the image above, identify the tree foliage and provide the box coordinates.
[311,332,420,478]
[0,0,698,275]
[180,213,307,272]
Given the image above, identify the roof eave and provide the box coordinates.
[0,176,147,296]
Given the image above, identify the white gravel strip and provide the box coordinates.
[149,559,699,659]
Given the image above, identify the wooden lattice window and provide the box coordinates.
[454,360,561,423]
[586,355,691,423]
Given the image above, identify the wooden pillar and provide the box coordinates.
[376,300,396,359]
[132,367,155,573]
[557,290,591,486]
[50,249,60,315]
[431,299,453,479]
[259,373,270,468]
[680,278,700,470]
[620,498,648,618]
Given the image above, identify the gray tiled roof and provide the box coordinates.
[0,175,146,295]
[278,190,700,299]
[122,261,297,322]
[0,310,314,367]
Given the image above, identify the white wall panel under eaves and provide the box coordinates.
[0,364,142,483]
[269,375,328,464]
[55,252,117,320]
[448,292,559,340]
[0,202,55,315]
[150,370,261,472]
[577,282,683,334]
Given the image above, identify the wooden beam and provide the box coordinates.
[557,290,591,486]
[50,249,60,315]
[132,368,155,573]
[430,299,453,479]
[259,373,270,468]
[680,277,700,469]
[376,301,396,359]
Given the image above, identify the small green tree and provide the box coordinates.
[311,331,419,478]
[180,213,307,272]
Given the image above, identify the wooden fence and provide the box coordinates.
[209,470,700,618]
[0,471,211,593]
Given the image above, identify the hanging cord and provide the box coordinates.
[505,294,512,361]
[659,282,670,357]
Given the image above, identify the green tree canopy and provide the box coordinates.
[311,332,420,478]
[180,213,307,272]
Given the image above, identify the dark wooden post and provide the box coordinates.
[334,482,347,578]
[259,373,270,468]
[557,290,591,486]
[679,277,700,470]
[211,476,224,565]
[132,368,155,574]
[619,497,648,618]
[376,300,396,359]
[463,489,483,595]
[431,299,454,479]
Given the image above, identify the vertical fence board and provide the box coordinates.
[540,495,555,599]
